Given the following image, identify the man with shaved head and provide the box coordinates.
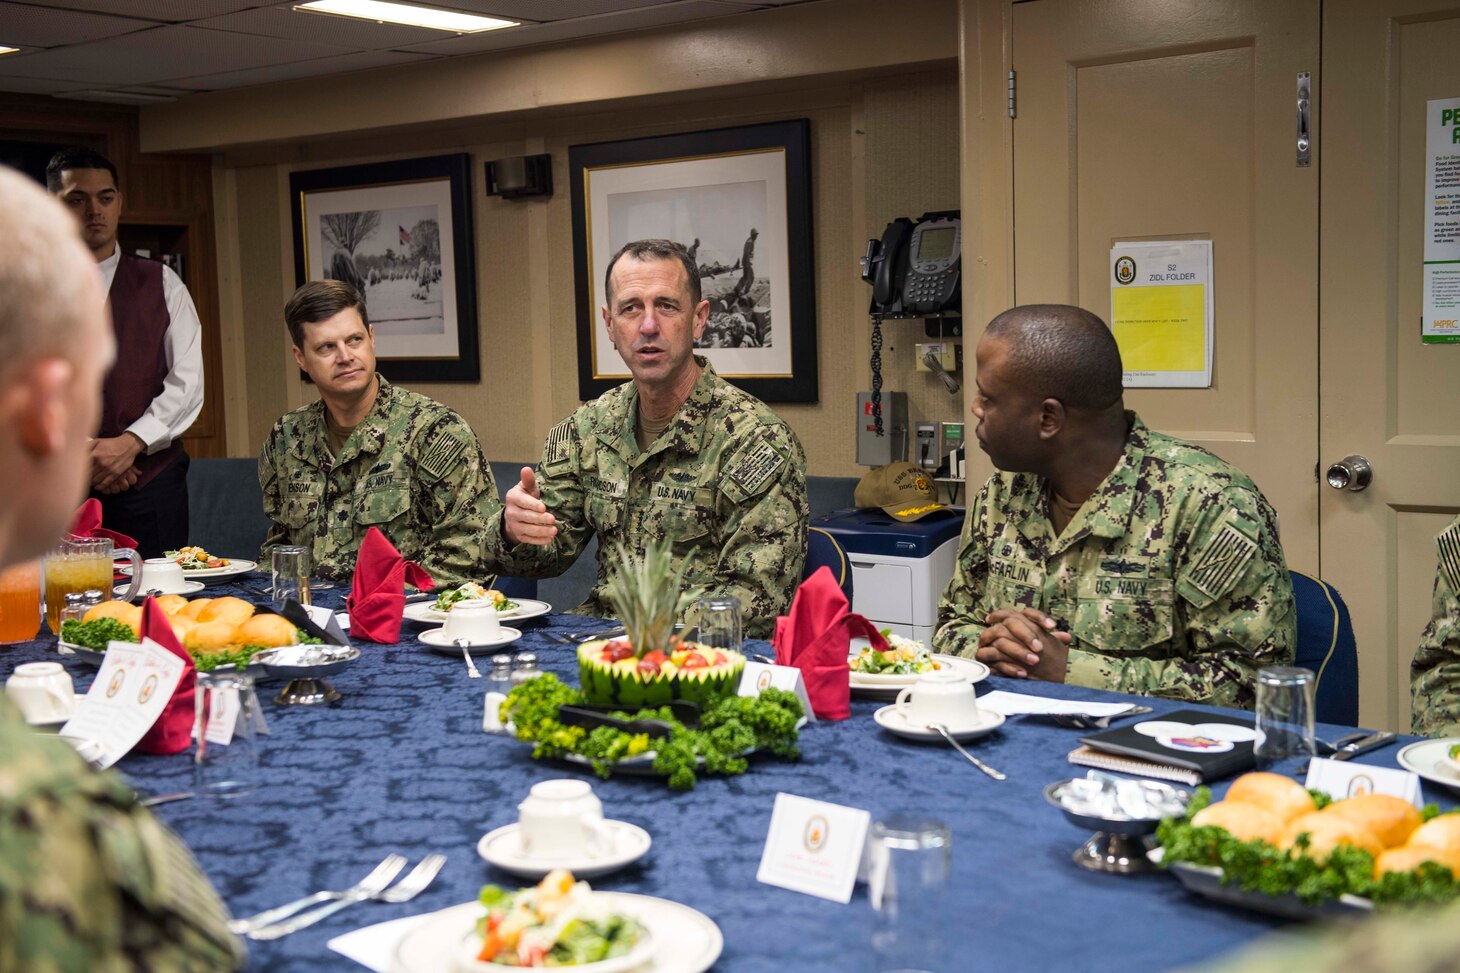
[934,304,1295,708]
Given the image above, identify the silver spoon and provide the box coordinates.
[925,721,1006,780]
[456,637,480,679]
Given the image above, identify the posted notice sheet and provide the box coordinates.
[1109,240,1214,387]
[1425,96,1460,343]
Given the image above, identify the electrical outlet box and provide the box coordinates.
[916,342,958,372]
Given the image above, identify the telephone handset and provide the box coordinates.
[861,211,961,316]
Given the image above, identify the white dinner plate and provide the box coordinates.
[476,819,651,880]
[1396,738,1460,792]
[849,654,990,700]
[119,559,257,581]
[115,580,205,598]
[417,626,522,653]
[403,598,552,625]
[394,894,722,973]
[873,704,1006,742]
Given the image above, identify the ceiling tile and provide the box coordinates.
[0,2,155,46]
[14,0,271,21]
[402,0,744,55]
[431,0,692,22]
[0,24,359,85]
[193,4,455,50]
[0,72,87,93]
[168,48,434,91]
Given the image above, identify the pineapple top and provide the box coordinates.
[603,536,692,658]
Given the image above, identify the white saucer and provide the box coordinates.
[418,625,521,653]
[1397,738,1460,792]
[114,580,205,598]
[476,819,651,879]
[24,693,87,729]
[873,704,1006,742]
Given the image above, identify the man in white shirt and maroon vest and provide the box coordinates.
[47,147,204,557]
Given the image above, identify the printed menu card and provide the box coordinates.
[61,638,185,769]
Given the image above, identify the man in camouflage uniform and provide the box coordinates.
[934,305,1295,709]
[258,280,499,585]
[1410,513,1460,736]
[487,239,806,638]
[0,168,243,970]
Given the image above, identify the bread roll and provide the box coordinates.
[168,615,197,641]
[81,600,143,636]
[234,613,299,649]
[1225,772,1317,823]
[1323,794,1422,848]
[1281,811,1383,859]
[183,620,240,654]
[153,594,189,616]
[199,596,253,627]
[178,597,213,620]
[1191,801,1286,846]
[1374,843,1460,880]
[1406,814,1460,858]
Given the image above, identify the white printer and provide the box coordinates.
[811,507,964,643]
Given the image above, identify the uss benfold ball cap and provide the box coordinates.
[854,462,947,522]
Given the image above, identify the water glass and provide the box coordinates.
[271,546,311,608]
[1254,666,1316,771]
[0,560,42,643]
[694,596,743,654]
[193,671,260,799]
[868,815,951,973]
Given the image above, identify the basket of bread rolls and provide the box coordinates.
[58,595,330,672]
[1153,771,1460,916]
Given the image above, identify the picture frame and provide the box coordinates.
[290,153,479,383]
[569,120,818,402]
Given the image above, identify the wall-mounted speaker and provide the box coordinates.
[485,154,552,199]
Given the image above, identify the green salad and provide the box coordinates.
[472,870,645,967]
[59,618,321,672]
[850,631,940,675]
[433,581,517,614]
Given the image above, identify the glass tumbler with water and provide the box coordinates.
[1254,665,1316,771]
[868,815,952,973]
[271,546,311,608]
[193,670,260,799]
[694,596,743,654]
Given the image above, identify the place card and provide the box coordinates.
[756,792,869,902]
[1304,757,1424,806]
[60,638,185,769]
[738,661,816,722]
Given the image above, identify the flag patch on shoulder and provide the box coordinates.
[544,419,575,468]
[419,433,466,480]
[727,441,784,496]
[1440,522,1460,594]
[1187,522,1259,600]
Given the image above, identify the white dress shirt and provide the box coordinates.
[97,245,205,454]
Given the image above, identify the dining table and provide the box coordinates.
[3,576,1454,973]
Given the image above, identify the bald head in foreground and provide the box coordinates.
[0,167,244,972]
[933,304,1296,709]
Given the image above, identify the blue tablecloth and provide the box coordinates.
[3,578,1451,973]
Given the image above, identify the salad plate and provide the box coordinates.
[394,893,722,973]
[119,558,257,581]
[850,655,989,700]
[873,704,1005,742]
[404,598,552,625]
[476,820,651,880]
[1396,739,1460,792]
[418,626,522,653]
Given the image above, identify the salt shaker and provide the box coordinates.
[511,651,541,684]
[487,655,514,696]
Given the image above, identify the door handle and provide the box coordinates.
[1296,72,1312,167]
[1325,455,1373,491]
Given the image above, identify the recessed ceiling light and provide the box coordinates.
[0,46,20,56]
[294,0,518,33]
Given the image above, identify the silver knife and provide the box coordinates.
[1330,731,1397,761]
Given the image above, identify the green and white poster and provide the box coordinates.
[1425,97,1460,344]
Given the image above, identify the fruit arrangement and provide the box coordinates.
[576,538,744,709]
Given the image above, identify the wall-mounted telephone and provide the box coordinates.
[861,210,961,317]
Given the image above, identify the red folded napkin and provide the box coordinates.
[135,595,196,755]
[69,498,138,550]
[772,567,888,721]
[346,527,434,643]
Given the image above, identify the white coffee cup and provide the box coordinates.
[443,599,501,644]
[895,668,979,728]
[518,778,613,859]
[139,558,189,595]
[6,661,76,724]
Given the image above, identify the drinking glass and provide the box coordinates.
[0,560,42,643]
[694,596,743,654]
[43,536,142,634]
[1254,666,1316,771]
[194,671,260,799]
[868,815,951,973]
[271,546,311,608]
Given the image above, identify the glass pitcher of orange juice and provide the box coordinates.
[43,536,143,635]
[0,560,41,643]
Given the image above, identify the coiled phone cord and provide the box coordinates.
[869,313,884,437]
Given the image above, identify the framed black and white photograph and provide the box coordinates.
[290,153,478,383]
[570,120,817,402]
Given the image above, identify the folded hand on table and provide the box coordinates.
[976,606,1072,681]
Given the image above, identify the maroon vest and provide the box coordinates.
[101,253,183,489]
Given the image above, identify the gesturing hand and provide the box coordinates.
[503,466,557,547]
[974,607,1073,682]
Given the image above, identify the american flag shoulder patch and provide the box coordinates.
[1186,519,1260,601]
[418,432,466,481]
[1439,521,1460,594]
[727,440,784,496]
[544,418,575,468]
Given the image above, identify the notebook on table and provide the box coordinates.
[1069,708,1257,784]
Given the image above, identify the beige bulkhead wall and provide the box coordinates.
[149,1,963,476]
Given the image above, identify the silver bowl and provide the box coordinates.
[251,645,360,705]
[1044,778,1189,875]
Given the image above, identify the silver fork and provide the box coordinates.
[227,854,405,936]
[377,853,446,903]
[1049,705,1154,730]
[457,638,481,679]
[543,626,625,645]
[247,854,425,940]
